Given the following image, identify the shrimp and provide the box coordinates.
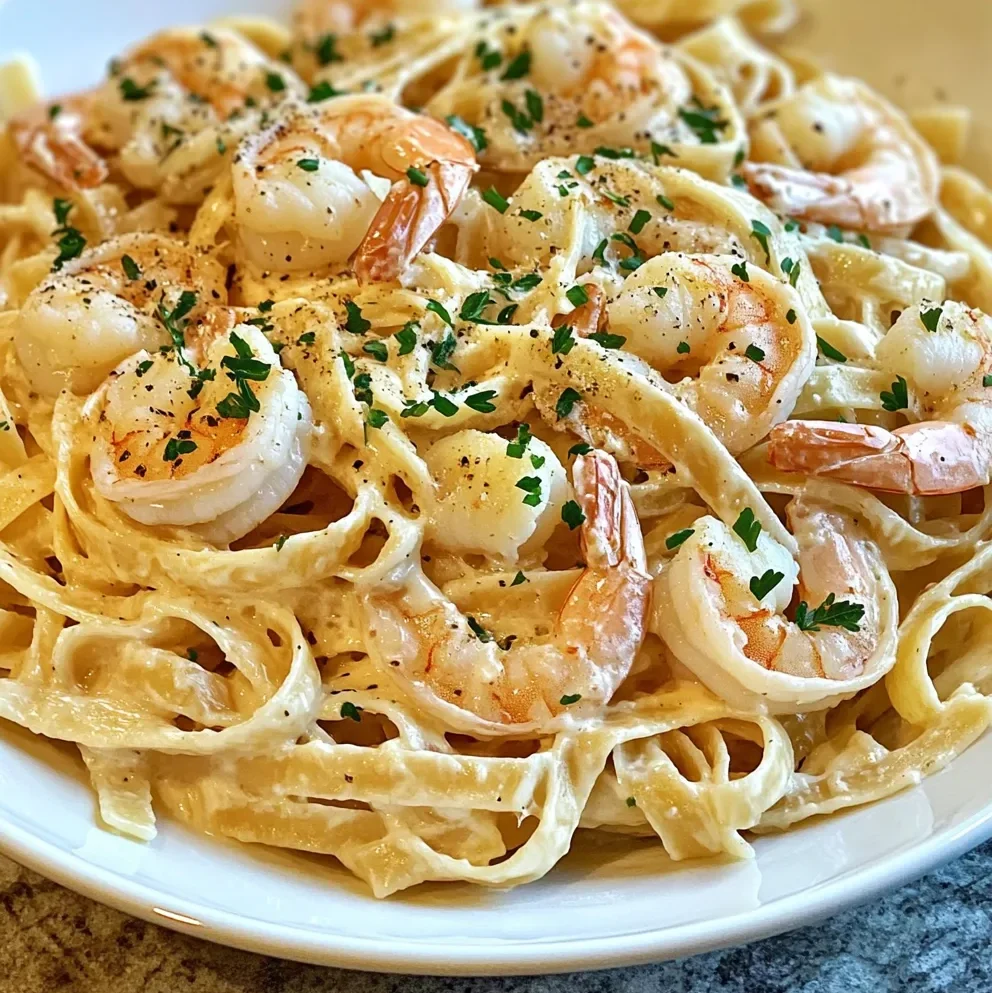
[742,74,940,233]
[13,233,228,397]
[535,253,815,465]
[88,322,312,545]
[232,94,477,282]
[526,4,688,126]
[769,301,992,495]
[84,27,306,203]
[363,450,651,730]
[8,96,108,192]
[655,498,896,712]
[424,3,708,172]
[292,0,477,41]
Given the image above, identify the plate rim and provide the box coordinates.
[2,799,992,975]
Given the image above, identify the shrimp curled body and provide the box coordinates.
[88,323,312,545]
[769,301,992,495]
[363,451,652,732]
[233,95,477,283]
[655,499,897,713]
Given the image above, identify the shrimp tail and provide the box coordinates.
[768,419,990,495]
[559,452,651,665]
[354,160,475,284]
[10,101,108,191]
[741,161,928,233]
[553,285,608,337]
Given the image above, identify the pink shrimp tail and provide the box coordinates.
[10,99,108,191]
[768,419,989,495]
[741,161,930,233]
[353,159,475,284]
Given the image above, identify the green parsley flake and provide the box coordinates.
[732,507,761,553]
[555,387,582,420]
[665,529,694,550]
[345,300,371,335]
[561,500,585,530]
[749,569,784,601]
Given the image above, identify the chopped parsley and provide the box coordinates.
[119,77,153,101]
[506,422,532,458]
[826,224,844,243]
[665,528,694,550]
[430,332,458,371]
[589,331,626,349]
[482,187,509,214]
[920,306,943,333]
[552,324,575,355]
[395,321,418,355]
[516,474,542,507]
[732,507,761,553]
[518,208,543,221]
[511,571,528,586]
[426,299,453,328]
[561,500,585,530]
[362,339,388,362]
[264,72,286,93]
[816,335,847,363]
[428,391,458,417]
[568,442,592,457]
[744,343,765,363]
[566,285,589,307]
[446,114,487,152]
[465,390,497,413]
[749,569,784,601]
[751,219,772,261]
[501,48,531,80]
[880,375,909,412]
[406,166,429,187]
[730,260,749,283]
[629,209,651,235]
[677,341,690,354]
[678,103,728,144]
[555,387,582,419]
[794,593,865,633]
[366,408,389,429]
[340,701,362,722]
[559,693,582,705]
[297,331,316,346]
[344,300,371,335]
[163,437,197,462]
[656,193,674,211]
[786,309,797,325]
[459,291,493,323]
[315,33,342,65]
[297,158,320,172]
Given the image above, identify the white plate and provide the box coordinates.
[2,0,991,976]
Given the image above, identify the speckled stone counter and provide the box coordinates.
[2,843,991,993]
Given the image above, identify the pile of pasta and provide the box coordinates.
[1,0,992,898]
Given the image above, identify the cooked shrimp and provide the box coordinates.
[425,2,715,172]
[85,27,305,203]
[535,254,815,465]
[293,0,476,41]
[232,94,476,282]
[13,233,227,397]
[526,4,688,127]
[422,429,567,562]
[364,450,651,729]
[769,301,992,495]
[8,96,108,192]
[88,322,312,544]
[656,498,896,711]
[742,75,940,232]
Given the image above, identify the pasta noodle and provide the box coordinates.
[2,0,992,898]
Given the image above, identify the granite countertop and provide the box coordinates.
[2,843,992,993]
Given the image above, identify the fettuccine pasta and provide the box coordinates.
[2,0,992,898]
